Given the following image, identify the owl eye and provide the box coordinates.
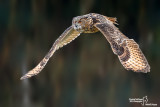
[78,20,81,23]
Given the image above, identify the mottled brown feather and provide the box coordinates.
[20,26,80,80]
[106,17,118,25]
[95,23,150,73]
[119,39,150,72]
[21,13,150,80]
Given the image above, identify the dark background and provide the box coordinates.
[0,0,160,107]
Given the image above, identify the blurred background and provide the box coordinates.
[0,0,160,107]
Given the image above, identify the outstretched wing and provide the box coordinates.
[21,26,80,80]
[95,23,150,73]
[117,39,150,72]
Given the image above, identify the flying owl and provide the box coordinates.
[20,13,150,80]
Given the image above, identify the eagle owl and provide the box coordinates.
[20,13,150,80]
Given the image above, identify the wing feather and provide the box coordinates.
[95,23,150,73]
[118,39,150,72]
[20,26,80,80]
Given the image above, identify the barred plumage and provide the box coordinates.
[118,39,150,72]
[20,26,80,80]
[21,13,150,80]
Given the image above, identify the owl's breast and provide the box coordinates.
[83,26,99,33]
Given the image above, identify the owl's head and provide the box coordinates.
[72,13,99,33]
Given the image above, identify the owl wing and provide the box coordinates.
[20,26,80,80]
[95,23,150,73]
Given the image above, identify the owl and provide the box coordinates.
[20,13,150,80]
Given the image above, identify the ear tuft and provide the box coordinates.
[106,17,118,25]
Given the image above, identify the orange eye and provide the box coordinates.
[78,20,81,23]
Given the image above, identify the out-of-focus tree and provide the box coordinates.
[0,0,160,107]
